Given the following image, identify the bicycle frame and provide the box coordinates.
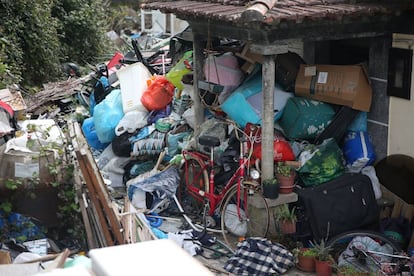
[181,134,252,217]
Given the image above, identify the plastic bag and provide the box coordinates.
[141,76,175,111]
[82,117,109,150]
[246,124,295,162]
[166,124,192,157]
[298,138,345,186]
[361,166,382,199]
[94,89,124,143]
[338,236,394,270]
[131,129,166,156]
[115,110,148,136]
[165,50,193,90]
[182,106,196,130]
[343,131,376,173]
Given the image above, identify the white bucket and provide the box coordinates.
[116,62,152,114]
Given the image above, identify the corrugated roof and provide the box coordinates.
[141,0,412,27]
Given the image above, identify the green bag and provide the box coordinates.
[298,138,345,186]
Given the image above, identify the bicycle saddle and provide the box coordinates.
[199,135,220,147]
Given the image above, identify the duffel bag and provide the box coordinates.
[296,173,379,241]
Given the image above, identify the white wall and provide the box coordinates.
[141,9,189,36]
[388,33,414,157]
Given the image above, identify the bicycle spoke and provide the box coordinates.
[327,230,404,275]
[221,186,270,250]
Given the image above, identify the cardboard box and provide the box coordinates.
[294,64,372,112]
[0,88,27,120]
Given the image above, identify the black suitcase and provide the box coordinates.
[295,173,379,241]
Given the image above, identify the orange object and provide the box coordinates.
[141,76,175,111]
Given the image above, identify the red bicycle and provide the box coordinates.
[177,119,270,249]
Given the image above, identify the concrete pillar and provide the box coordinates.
[250,43,288,182]
[261,55,276,181]
[192,32,205,136]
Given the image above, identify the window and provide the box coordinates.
[387,47,412,100]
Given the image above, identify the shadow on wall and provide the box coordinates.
[375,154,414,204]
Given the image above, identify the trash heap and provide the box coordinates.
[82,37,381,246]
[0,30,385,274]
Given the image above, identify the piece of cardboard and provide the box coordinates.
[0,88,27,120]
[294,64,372,112]
[0,250,11,264]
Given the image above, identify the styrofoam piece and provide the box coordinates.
[89,239,214,276]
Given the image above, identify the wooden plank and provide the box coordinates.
[69,122,114,246]
[86,194,108,248]
[74,170,98,249]
[73,122,124,245]
[82,147,125,245]
[120,196,137,244]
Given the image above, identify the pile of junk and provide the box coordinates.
[0,26,405,275]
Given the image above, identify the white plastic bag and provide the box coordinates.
[115,110,148,136]
[361,166,382,199]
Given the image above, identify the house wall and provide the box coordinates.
[388,33,414,158]
[367,36,392,162]
[140,10,188,36]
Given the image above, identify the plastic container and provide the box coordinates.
[116,62,152,114]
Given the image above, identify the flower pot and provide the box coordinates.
[276,173,295,194]
[262,179,279,199]
[280,219,296,234]
[297,248,315,272]
[315,258,333,276]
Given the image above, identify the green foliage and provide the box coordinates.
[301,248,317,257]
[0,202,13,214]
[0,0,62,86]
[53,0,111,65]
[0,33,23,88]
[0,0,112,87]
[275,204,297,222]
[336,265,372,275]
[107,4,140,35]
[262,178,278,186]
[1,121,86,248]
[275,162,294,177]
[309,239,333,261]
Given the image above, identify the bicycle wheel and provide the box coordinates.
[327,230,404,274]
[178,154,210,221]
[221,182,270,250]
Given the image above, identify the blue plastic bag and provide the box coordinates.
[221,73,293,128]
[94,89,124,143]
[343,131,376,173]
[82,117,109,150]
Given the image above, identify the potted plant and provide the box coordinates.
[296,247,317,272]
[275,204,296,234]
[310,239,334,276]
[262,178,279,199]
[275,162,296,194]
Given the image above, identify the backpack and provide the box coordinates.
[0,101,17,142]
